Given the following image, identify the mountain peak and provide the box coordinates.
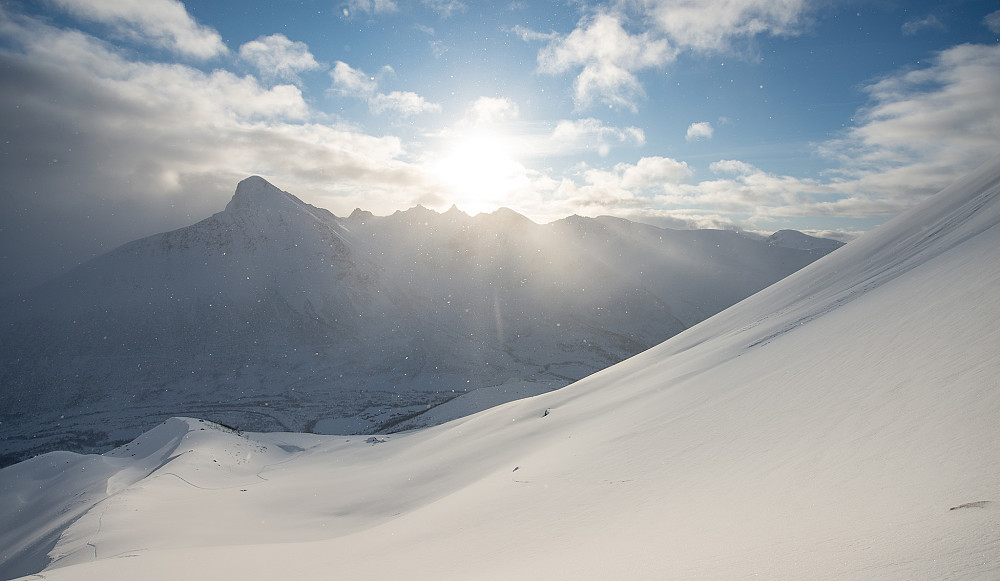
[478,207,535,228]
[444,204,468,217]
[402,204,437,216]
[767,229,845,252]
[349,208,374,221]
[225,176,301,213]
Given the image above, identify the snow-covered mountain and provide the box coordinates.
[0,176,839,466]
[1,158,998,579]
[766,228,845,251]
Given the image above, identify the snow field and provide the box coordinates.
[2,157,1000,579]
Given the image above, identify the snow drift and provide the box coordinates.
[2,157,999,579]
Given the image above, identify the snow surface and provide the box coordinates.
[2,157,999,579]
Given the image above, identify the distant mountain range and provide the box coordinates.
[0,176,842,465]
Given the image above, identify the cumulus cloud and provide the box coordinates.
[468,96,520,124]
[621,157,692,188]
[706,41,1000,222]
[330,60,379,94]
[529,0,811,110]
[685,121,714,141]
[647,157,931,224]
[48,0,226,58]
[822,42,1000,199]
[537,12,674,110]
[636,0,811,52]
[369,91,441,116]
[537,151,909,235]
[710,159,755,175]
[553,156,692,211]
[239,34,322,83]
[658,165,830,214]
[551,118,645,156]
[330,61,440,116]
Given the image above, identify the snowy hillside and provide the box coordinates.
[1,159,997,579]
[0,177,837,466]
[766,228,845,251]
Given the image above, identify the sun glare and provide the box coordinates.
[433,131,526,213]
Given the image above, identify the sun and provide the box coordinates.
[432,131,527,213]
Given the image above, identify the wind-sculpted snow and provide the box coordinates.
[0,176,839,466]
[1,159,998,579]
[0,418,191,577]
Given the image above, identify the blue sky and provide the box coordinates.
[1,0,998,295]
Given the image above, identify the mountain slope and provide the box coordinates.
[0,178,837,464]
[2,159,997,579]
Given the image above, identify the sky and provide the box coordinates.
[1,0,998,296]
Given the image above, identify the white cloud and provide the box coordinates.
[429,40,448,58]
[617,208,744,231]
[658,167,825,213]
[550,118,645,156]
[620,157,692,188]
[983,10,1000,33]
[369,91,441,116]
[538,12,674,110]
[346,0,398,16]
[710,160,755,175]
[901,15,945,36]
[539,151,911,229]
[685,121,714,141]
[330,60,378,94]
[509,25,559,43]
[635,0,810,52]
[822,42,1000,199]
[48,0,226,59]
[469,96,520,125]
[555,130,989,225]
[239,34,322,83]
[421,0,465,18]
[330,61,440,116]
[532,0,811,111]
[553,156,692,211]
